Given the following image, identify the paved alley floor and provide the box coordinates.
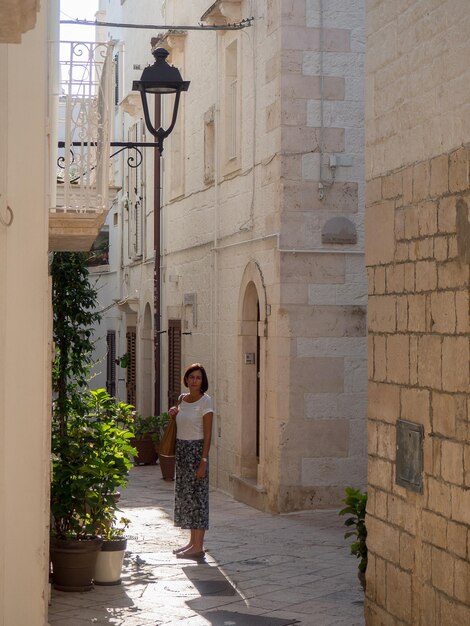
[48,466,365,626]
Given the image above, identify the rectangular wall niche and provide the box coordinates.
[396,419,424,493]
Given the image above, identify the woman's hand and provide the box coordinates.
[168,406,178,419]
[196,460,207,480]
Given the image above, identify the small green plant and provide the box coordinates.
[133,412,170,443]
[133,413,159,439]
[339,487,368,574]
[102,517,131,541]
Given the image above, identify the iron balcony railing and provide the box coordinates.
[54,41,114,215]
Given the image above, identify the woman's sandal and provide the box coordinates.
[172,546,190,554]
[176,551,205,560]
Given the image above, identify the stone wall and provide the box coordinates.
[365,1,470,623]
[0,0,40,43]
[0,2,52,623]
[365,144,470,626]
[276,0,367,509]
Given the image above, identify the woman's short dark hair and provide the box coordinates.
[183,363,209,393]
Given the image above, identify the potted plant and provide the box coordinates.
[94,516,131,586]
[50,411,104,592]
[339,487,368,590]
[50,253,136,592]
[79,389,136,530]
[50,389,136,591]
[50,251,103,592]
[131,413,160,465]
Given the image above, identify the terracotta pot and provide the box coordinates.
[131,436,157,465]
[94,537,127,586]
[159,454,175,481]
[50,536,102,592]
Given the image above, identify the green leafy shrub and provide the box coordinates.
[51,389,136,540]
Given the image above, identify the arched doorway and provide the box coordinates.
[240,281,260,480]
[237,261,267,493]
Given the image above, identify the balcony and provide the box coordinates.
[50,41,116,252]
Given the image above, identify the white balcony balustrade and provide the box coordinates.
[50,41,116,251]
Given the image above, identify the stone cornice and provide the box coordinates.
[0,0,40,44]
[161,30,187,53]
[150,30,187,63]
[201,0,242,26]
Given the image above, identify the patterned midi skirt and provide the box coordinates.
[174,439,209,530]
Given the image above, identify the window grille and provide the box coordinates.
[106,330,116,397]
[114,52,120,107]
[168,320,182,407]
[126,327,137,407]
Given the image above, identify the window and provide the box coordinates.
[126,120,145,259]
[168,92,184,198]
[224,39,240,173]
[204,106,215,185]
[87,227,109,267]
[160,34,187,199]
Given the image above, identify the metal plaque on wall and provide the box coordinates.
[396,419,424,493]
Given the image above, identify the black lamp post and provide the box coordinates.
[132,47,189,415]
[132,47,190,154]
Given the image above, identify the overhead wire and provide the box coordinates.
[60,18,254,31]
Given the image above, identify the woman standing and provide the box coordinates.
[168,363,213,560]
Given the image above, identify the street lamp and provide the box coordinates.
[132,47,189,415]
[132,47,190,154]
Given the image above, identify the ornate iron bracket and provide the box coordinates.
[57,140,159,182]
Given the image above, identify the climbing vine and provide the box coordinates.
[51,251,102,437]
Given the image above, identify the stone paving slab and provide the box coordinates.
[48,466,365,626]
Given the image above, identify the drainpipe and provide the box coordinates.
[318,0,336,200]
[318,0,325,200]
[212,31,221,488]
[154,95,162,415]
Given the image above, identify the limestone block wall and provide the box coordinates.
[365,146,470,626]
[278,252,367,508]
[272,0,367,509]
[366,0,470,181]
[365,2,470,623]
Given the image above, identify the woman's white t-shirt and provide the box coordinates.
[176,393,213,441]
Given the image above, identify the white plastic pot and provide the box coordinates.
[94,537,127,586]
